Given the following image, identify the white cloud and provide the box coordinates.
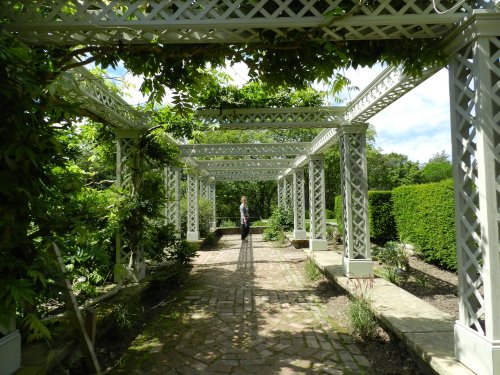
[103,61,453,163]
[327,66,451,163]
[358,68,451,163]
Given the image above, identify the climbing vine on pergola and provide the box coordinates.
[1,1,499,374]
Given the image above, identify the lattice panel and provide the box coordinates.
[277,178,283,208]
[450,42,484,334]
[180,143,310,157]
[280,178,288,208]
[345,65,440,124]
[2,1,471,45]
[187,174,199,233]
[340,131,369,260]
[450,36,500,336]
[208,169,279,181]
[293,169,305,232]
[116,137,136,191]
[57,67,147,130]
[209,180,216,226]
[310,128,340,155]
[115,135,144,275]
[164,166,181,232]
[285,175,294,211]
[198,107,344,130]
[309,157,326,240]
[199,177,209,199]
[196,159,293,170]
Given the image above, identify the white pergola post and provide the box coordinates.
[284,174,294,211]
[277,177,284,208]
[209,179,216,228]
[187,173,200,241]
[164,165,181,238]
[339,125,372,278]
[308,155,327,251]
[199,176,209,199]
[293,168,306,240]
[115,129,146,282]
[448,14,500,375]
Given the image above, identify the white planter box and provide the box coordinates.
[0,330,21,375]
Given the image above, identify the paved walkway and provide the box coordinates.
[112,234,371,374]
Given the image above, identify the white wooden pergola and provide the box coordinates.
[3,1,499,373]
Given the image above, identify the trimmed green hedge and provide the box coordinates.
[335,192,397,243]
[368,191,397,243]
[392,179,456,270]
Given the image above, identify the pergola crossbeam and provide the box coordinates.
[57,67,148,130]
[208,170,280,181]
[196,159,294,170]
[179,143,310,157]
[197,107,345,130]
[2,0,472,45]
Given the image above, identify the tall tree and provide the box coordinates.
[420,151,452,183]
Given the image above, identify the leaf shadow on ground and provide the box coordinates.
[98,235,424,374]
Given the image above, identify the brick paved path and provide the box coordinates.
[114,234,371,374]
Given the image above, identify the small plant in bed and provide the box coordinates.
[304,259,322,281]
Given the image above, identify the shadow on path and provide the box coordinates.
[107,234,373,374]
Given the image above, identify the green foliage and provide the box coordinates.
[347,297,378,338]
[198,81,324,109]
[373,241,410,271]
[420,151,452,183]
[251,220,266,227]
[373,241,410,285]
[151,106,202,140]
[202,233,219,249]
[180,196,214,238]
[263,206,293,241]
[113,304,135,330]
[165,240,197,265]
[374,266,403,285]
[304,259,322,281]
[368,191,397,243]
[0,33,79,339]
[392,179,457,270]
[367,151,421,190]
[219,219,237,228]
[346,277,377,338]
[0,33,190,343]
[212,180,275,221]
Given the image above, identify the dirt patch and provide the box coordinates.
[311,274,424,375]
[309,243,460,375]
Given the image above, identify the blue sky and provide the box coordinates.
[111,62,452,165]
[351,66,452,164]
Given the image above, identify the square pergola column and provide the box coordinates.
[339,125,372,278]
[199,176,209,199]
[277,177,285,209]
[284,174,294,211]
[187,173,200,241]
[448,14,500,375]
[308,155,327,250]
[293,168,307,240]
[164,165,181,238]
[114,129,146,282]
[209,179,216,228]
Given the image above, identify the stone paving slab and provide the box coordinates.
[110,234,373,374]
[304,248,476,375]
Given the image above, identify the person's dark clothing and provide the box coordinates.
[240,203,250,240]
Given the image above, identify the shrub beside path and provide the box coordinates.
[109,234,371,374]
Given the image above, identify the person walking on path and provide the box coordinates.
[240,196,250,241]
